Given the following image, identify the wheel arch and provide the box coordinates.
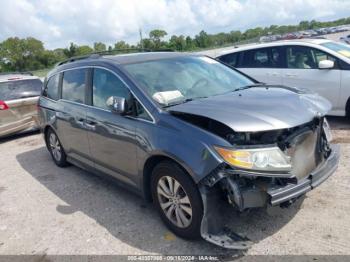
[43,125,60,150]
[142,154,197,202]
[43,125,53,149]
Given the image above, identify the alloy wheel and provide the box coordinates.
[49,132,62,161]
[157,176,193,228]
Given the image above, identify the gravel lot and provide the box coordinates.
[0,116,350,257]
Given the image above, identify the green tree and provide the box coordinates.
[185,36,195,50]
[63,42,78,58]
[195,30,211,48]
[0,37,46,71]
[93,42,106,52]
[76,45,93,55]
[299,21,310,30]
[168,35,186,51]
[1,16,350,73]
[37,50,59,68]
[229,30,242,43]
[114,41,130,50]
[140,38,155,50]
[149,29,168,49]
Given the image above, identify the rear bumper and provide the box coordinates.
[268,144,340,206]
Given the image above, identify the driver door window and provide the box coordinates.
[286,46,316,69]
[93,68,132,110]
[312,49,337,66]
[92,68,152,120]
[282,45,341,111]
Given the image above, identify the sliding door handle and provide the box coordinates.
[76,118,85,127]
[84,120,96,130]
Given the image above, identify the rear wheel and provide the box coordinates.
[151,161,203,239]
[46,129,68,167]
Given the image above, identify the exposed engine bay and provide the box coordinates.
[172,111,339,249]
[172,111,328,148]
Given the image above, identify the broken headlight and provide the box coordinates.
[214,146,291,172]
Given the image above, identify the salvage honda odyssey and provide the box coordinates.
[38,52,340,249]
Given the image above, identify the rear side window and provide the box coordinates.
[62,69,86,103]
[0,79,42,101]
[218,52,240,67]
[241,47,282,68]
[43,74,59,100]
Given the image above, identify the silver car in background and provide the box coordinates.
[0,73,42,138]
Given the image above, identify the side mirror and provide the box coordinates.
[106,96,127,115]
[318,60,334,69]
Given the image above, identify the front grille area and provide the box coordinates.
[286,129,320,180]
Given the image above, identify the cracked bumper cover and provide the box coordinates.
[268,144,340,206]
[198,144,340,249]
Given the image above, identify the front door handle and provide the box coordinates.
[285,73,297,77]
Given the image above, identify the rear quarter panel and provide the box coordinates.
[0,97,39,136]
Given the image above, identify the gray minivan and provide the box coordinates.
[38,52,340,249]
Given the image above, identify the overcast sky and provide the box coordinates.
[1,0,350,49]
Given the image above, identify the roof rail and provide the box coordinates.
[0,71,33,76]
[56,48,175,66]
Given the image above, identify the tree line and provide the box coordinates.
[0,17,349,72]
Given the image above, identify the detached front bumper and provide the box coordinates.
[199,144,340,249]
[268,144,340,206]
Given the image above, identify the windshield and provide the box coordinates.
[0,79,42,101]
[321,42,350,58]
[123,56,254,106]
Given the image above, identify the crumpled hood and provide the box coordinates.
[169,87,331,132]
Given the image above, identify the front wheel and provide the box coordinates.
[151,161,203,239]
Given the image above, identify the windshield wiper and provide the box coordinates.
[163,96,207,108]
[233,82,266,92]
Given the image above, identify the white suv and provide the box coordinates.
[216,39,350,116]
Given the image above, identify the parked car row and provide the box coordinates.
[340,34,350,44]
[0,73,42,138]
[259,25,350,43]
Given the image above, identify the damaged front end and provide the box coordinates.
[196,117,340,249]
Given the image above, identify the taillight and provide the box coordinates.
[0,100,9,110]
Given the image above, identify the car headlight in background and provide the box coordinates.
[214,146,291,172]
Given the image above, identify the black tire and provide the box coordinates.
[151,161,203,240]
[46,128,68,167]
[346,99,350,119]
